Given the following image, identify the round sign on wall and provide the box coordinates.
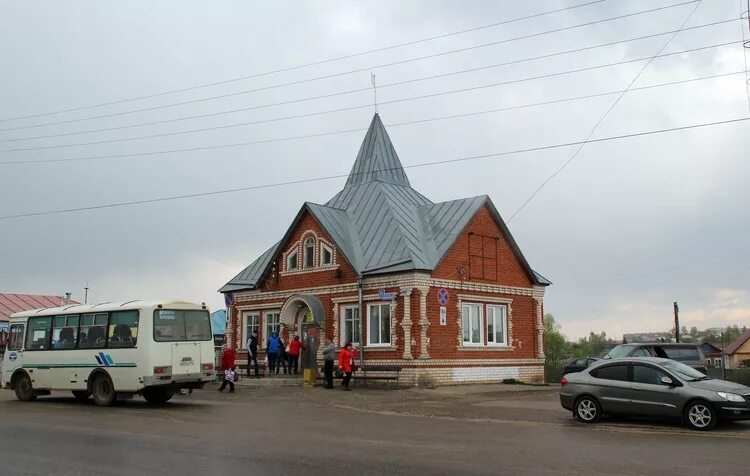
[438,288,449,306]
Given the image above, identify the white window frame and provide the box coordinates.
[340,305,360,346]
[243,312,259,349]
[286,250,298,271]
[462,303,483,346]
[367,302,391,347]
[303,237,315,268]
[263,310,281,347]
[486,305,508,346]
[321,243,333,266]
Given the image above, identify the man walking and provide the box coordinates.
[246,329,260,378]
[322,338,336,389]
[266,332,282,375]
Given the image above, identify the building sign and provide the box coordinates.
[379,289,397,301]
[439,306,447,326]
[438,288,449,306]
[304,309,314,323]
[213,334,226,347]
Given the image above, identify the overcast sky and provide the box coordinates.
[1,0,748,340]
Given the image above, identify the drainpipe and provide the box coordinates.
[357,277,365,382]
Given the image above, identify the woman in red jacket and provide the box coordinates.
[338,341,356,391]
[218,344,236,393]
[287,335,305,375]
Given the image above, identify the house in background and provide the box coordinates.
[1,293,79,348]
[220,114,550,385]
[700,341,723,368]
[724,330,750,369]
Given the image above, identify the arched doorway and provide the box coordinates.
[279,294,326,371]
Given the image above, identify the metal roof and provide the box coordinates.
[0,293,79,321]
[221,114,548,292]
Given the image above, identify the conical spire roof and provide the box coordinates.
[344,113,410,188]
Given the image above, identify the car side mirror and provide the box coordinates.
[660,376,676,386]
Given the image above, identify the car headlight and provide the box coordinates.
[717,392,746,403]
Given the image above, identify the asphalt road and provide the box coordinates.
[1,386,749,476]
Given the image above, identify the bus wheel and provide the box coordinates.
[72,390,91,401]
[13,373,36,402]
[91,374,116,407]
[142,387,173,405]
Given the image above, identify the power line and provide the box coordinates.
[0,40,739,154]
[507,0,703,223]
[0,0,693,127]
[0,70,743,167]
[1,114,748,220]
[0,18,736,142]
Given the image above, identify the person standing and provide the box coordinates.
[287,335,305,375]
[338,341,355,391]
[277,336,288,375]
[322,338,336,389]
[266,332,282,375]
[218,344,236,393]
[246,330,260,378]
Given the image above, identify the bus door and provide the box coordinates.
[1,324,25,386]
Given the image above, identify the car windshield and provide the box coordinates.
[662,361,709,381]
[603,345,635,359]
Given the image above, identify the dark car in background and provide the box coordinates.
[563,357,599,375]
[603,343,706,372]
[560,357,750,431]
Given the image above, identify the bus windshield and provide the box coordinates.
[153,309,211,342]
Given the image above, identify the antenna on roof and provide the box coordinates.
[370,72,378,114]
[84,282,89,304]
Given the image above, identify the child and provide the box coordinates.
[219,367,236,393]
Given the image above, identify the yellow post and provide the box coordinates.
[303,368,317,388]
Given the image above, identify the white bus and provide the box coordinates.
[1,300,215,406]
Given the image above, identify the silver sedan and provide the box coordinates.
[559,357,750,431]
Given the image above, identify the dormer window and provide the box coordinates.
[304,238,315,268]
[321,244,333,266]
[287,251,298,270]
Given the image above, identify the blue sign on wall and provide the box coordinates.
[379,289,397,301]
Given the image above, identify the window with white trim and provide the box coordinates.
[244,312,259,347]
[287,251,298,271]
[264,311,280,345]
[321,243,333,266]
[367,303,391,346]
[487,305,508,346]
[342,305,360,345]
[304,237,315,268]
[462,303,483,345]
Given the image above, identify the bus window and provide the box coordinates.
[79,313,108,349]
[108,311,139,348]
[8,324,24,351]
[26,317,53,350]
[52,315,79,349]
[154,310,211,342]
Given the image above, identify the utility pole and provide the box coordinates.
[673,302,680,343]
[720,332,727,380]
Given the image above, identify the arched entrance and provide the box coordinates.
[279,294,326,371]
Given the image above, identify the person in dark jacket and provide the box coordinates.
[322,338,336,389]
[218,344,236,392]
[246,330,260,378]
[277,336,288,374]
[287,335,305,375]
[266,332,282,375]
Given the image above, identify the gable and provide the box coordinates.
[256,210,358,291]
[432,204,534,288]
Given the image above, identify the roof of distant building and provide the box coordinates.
[221,114,549,293]
[0,293,79,321]
[724,330,750,356]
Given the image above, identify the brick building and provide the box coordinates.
[220,114,550,385]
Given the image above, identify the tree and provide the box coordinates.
[543,314,569,367]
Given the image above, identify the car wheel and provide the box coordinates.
[684,401,717,431]
[13,373,37,402]
[91,374,116,407]
[575,396,602,423]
